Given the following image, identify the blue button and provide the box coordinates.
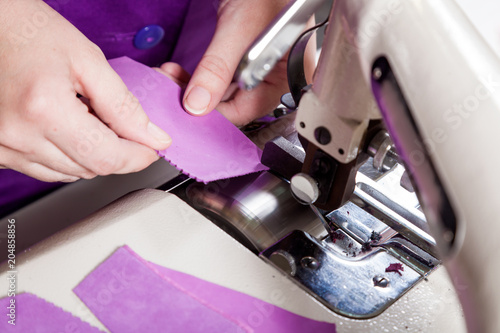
[134,25,165,50]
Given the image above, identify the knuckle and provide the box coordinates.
[115,91,141,118]
[23,89,51,121]
[74,42,107,78]
[92,154,120,176]
[84,42,107,64]
[198,54,232,86]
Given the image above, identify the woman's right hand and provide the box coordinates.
[0,0,172,182]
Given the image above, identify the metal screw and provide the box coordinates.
[301,256,320,270]
[373,67,383,80]
[312,158,331,175]
[314,126,332,145]
[269,250,297,276]
[373,275,390,288]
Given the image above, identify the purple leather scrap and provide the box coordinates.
[150,263,337,333]
[0,292,103,333]
[109,57,268,183]
[74,246,336,333]
[73,246,243,333]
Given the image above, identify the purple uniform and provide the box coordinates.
[0,0,216,217]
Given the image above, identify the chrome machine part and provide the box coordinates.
[173,141,439,319]
[366,130,398,172]
[290,173,320,204]
[178,172,327,253]
[261,230,423,319]
[236,0,326,91]
[260,159,440,318]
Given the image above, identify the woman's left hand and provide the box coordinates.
[181,0,313,126]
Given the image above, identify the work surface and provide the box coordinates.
[0,189,465,332]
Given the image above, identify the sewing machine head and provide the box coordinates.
[172,0,439,319]
[176,0,500,331]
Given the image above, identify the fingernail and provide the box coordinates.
[147,122,172,146]
[62,177,80,183]
[184,86,211,115]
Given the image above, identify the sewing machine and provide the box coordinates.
[234,0,500,331]
[1,0,497,332]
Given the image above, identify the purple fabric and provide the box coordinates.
[150,264,337,333]
[170,0,217,74]
[43,0,191,66]
[74,246,336,333]
[74,246,243,332]
[109,57,267,183]
[0,292,103,332]
[0,170,63,218]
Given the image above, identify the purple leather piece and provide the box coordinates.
[109,57,267,183]
[73,247,243,333]
[150,264,338,333]
[0,292,104,332]
[74,246,336,333]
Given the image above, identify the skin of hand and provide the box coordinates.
[182,0,316,127]
[0,0,172,182]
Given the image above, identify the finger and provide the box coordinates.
[0,146,79,182]
[153,67,189,89]
[1,132,97,179]
[183,0,288,116]
[0,131,96,180]
[216,57,288,126]
[73,48,172,151]
[158,62,191,87]
[46,95,160,176]
[217,16,318,126]
[32,142,97,179]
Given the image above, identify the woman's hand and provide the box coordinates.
[0,0,172,182]
[182,0,298,126]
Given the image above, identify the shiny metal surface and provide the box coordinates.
[261,230,422,318]
[327,201,396,246]
[367,130,398,172]
[175,153,439,319]
[236,0,325,90]
[290,173,320,204]
[181,172,326,252]
[352,182,437,257]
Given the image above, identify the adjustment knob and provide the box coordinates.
[290,173,320,205]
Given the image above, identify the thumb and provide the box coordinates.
[183,0,287,116]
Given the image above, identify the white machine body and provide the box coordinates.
[296,1,500,332]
